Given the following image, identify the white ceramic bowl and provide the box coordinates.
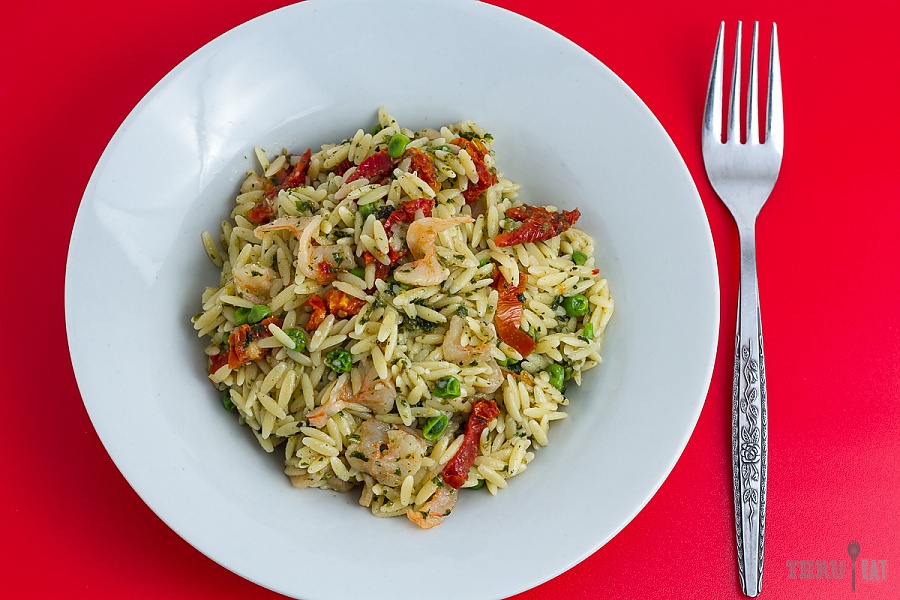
[65,1,719,598]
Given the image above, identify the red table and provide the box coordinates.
[3,1,897,598]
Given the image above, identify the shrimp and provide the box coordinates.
[441,315,495,364]
[407,485,458,529]
[306,360,396,428]
[392,216,473,287]
[474,358,503,394]
[254,215,356,283]
[441,315,501,393]
[307,373,352,428]
[289,471,354,493]
[345,419,426,488]
[352,358,396,415]
[254,215,318,278]
[232,263,278,304]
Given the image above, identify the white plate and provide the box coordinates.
[65,1,719,598]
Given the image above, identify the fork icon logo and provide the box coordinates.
[848,541,861,592]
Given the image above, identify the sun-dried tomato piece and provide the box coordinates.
[227,317,281,368]
[345,149,394,184]
[494,204,580,247]
[406,147,440,192]
[383,198,435,231]
[248,148,312,224]
[305,295,327,331]
[363,251,390,283]
[332,158,354,177]
[493,272,536,358]
[452,137,497,204]
[324,289,367,319]
[281,148,312,188]
[247,199,278,225]
[316,260,337,285]
[208,350,229,375]
[441,399,501,489]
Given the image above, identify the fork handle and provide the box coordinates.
[732,226,768,597]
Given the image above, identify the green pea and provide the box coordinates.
[583,323,594,341]
[349,267,366,279]
[546,364,566,392]
[433,375,460,399]
[432,145,452,152]
[234,307,250,325]
[387,134,410,158]
[247,304,271,324]
[562,294,589,317]
[326,349,352,373]
[478,257,491,268]
[423,414,449,440]
[222,389,236,411]
[283,327,307,352]
[572,250,588,265]
[359,202,376,220]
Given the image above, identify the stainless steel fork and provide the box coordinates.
[702,21,783,598]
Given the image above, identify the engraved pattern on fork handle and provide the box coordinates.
[732,227,768,597]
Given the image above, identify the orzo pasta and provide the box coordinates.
[193,109,614,528]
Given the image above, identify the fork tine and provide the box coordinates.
[727,22,742,143]
[702,22,725,143]
[766,23,784,152]
[746,23,760,144]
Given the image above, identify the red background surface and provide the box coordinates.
[2,0,897,598]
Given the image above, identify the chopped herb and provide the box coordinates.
[375,205,395,221]
[399,315,437,334]
[350,451,369,462]
[295,200,310,212]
